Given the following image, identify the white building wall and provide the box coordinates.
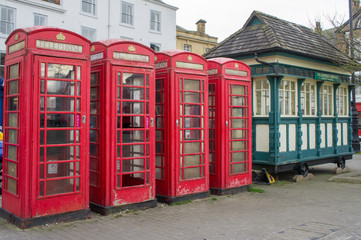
[0,0,177,54]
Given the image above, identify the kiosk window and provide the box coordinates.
[320,84,334,116]
[336,85,349,116]
[300,81,317,116]
[254,79,270,116]
[279,79,297,116]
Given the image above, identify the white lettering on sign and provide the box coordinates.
[225,68,248,77]
[155,61,168,69]
[91,52,104,61]
[36,40,83,53]
[113,52,149,62]
[208,69,218,75]
[176,61,204,70]
[8,41,25,54]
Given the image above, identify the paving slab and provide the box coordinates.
[0,155,360,239]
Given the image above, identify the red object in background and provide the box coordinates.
[1,27,91,228]
[207,58,252,195]
[155,50,209,204]
[89,40,156,214]
[356,102,361,138]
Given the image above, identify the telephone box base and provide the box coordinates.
[90,199,157,215]
[0,207,91,229]
[156,191,210,205]
[210,185,250,196]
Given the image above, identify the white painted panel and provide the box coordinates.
[321,124,326,148]
[343,123,348,145]
[256,125,269,152]
[289,124,296,151]
[327,123,333,147]
[301,124,308,150]
[337,123,342,146]
[309,124,316,149]
[279,124,287,152]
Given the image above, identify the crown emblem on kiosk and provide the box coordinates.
[91,46,95,52]
[128,45,136,52]
[154,56,157,62]
[56,32,66,41]
[15,34,19,41]
[188,55,192,61]
[235,63,239,69]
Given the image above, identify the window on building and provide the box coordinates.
[150,43,161,52]
[184,44,192,52]
[336,85,349,116]
[82,0,96,16]
[300,81,317,116]
[34,13,48,26]
[279,79,297,116]
[320,84,334,116]
[121,2,133,26]
[120,35,133,40]
[254,79,270,116]
[150,10,161,32]
[0,52,5,80]
[41,0,61,5]
[0,5,15,35]
[81,26,96,41]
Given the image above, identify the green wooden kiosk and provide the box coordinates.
[205,11,355,176]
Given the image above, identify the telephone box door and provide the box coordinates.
[177,74,208,194]
[113,66,154,198]
[226,80,251,186]
[33,56,88,216]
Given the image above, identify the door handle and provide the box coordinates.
[82,115,86,124]
[176,119,179,127]
[151,117,154,127]
[226,120,228,127]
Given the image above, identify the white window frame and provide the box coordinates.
[150,43,161,52]
[81,0,96,16]
[320,84,334,116]
[336,85,349,117]
[184,44,192,52]
[81,26,96,41]
[41,0,61,5]
[253,79,270,117]
[279,79,297,116]
[34,13,48,26]
[300,80,317,116]
[150,10,161,32]
[0,5,16,36]
[121,1,134,27]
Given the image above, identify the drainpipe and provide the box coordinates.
[108,0,111,38]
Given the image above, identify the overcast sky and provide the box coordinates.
[165,0,351,42]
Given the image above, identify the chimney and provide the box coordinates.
[196,19,206,35]
[353,0,361,14]
[315,21,322,34]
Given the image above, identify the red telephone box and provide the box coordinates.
[207,58,252,195]
[155,50,209,203]
[89,40,156,214]
[0,27,91,228]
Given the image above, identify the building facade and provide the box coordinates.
[176,20,218,56]
[0,0,178,79]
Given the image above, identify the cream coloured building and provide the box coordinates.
[176,19,218,56]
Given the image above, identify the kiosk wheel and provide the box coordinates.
[337,158,346,169]
[298,163,309,177]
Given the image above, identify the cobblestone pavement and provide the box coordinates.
[1,156,361,240]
